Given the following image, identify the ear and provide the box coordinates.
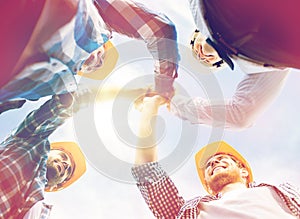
[205,182,213,195]
[240,167,249,180]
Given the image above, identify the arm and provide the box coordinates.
[94,0,179,96]
[13,93,74,139]
[134,96,161,165]
[13,87,92,139]
[0,100,26,115]
[277,183,300,217]
[132,96,185,218]
[170,69,289,130]
[92,86,148,102]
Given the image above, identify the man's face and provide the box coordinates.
[46,149,74,189]
[191,31,223,68]
[80,45,106,73]
[204,154,246,194]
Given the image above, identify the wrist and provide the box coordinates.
[154,73,175,97]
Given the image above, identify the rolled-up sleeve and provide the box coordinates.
[13,93,75,139]
[132,162,185,218]
[170,69,289,130]
[94,0,179,93]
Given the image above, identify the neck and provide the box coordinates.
[220,182,247,195]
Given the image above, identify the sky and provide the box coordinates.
[1,0,300,218]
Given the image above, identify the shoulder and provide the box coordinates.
[178,195,217,218]
[235,58,290,74]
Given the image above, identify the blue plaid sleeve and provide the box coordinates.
[13,93,74,139]
[0,100,26,115]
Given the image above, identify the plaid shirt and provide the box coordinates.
[94,0,178,75]
[0,0,109,104]
[0,100,26,115]
[132,162,300,219]
[0,93,75,219]
[0,0,178,110]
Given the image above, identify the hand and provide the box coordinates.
[134,86,170,112]
[72,83,96,112]
[155,73,175,100]
[137,95,165,137]
[142,95,166,112]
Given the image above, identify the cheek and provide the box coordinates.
[194,36,206,49]
[46,156,55,164]
[84,54,96,66]
[202,43,218,56]
[204,169,212,181]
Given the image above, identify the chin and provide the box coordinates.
[208,172,240,193]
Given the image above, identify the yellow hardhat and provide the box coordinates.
[195,141,253,195]
[77,40,119,80]
[45,142,86,192]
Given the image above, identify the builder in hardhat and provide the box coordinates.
[145,0,293,131]
[45,142,86,193]
[0,0,178,114]
[132,95,300,218]
[0,91,88,218]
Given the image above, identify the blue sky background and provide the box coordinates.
[1,0,300,218]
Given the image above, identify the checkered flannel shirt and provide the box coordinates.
[0,0,178,112]
[94,0,179,90]
[132,162,300,219]
[0,93,74,218]
[0,0,109,104]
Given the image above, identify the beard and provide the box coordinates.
[207,169,242,194]
[46,162,64,187]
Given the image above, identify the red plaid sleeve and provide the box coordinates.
[93,0,178,95]
[132,162,185,218]
[132,162,220,218]
[256,183,300,218]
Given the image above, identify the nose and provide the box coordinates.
[201,42,215,57]
[54,162,62,174]
[94,51,103,68]
[62,162,69,169]
[87,53,97,65]
[54,161,67,174]
[210,158,221,168]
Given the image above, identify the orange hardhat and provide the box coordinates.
[45,142,86,192]
[195,141,253,195]
[77,41,119,80]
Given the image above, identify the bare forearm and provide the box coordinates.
[135,144,157,165]
[135,108,158,165]
[135,102,160,165]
